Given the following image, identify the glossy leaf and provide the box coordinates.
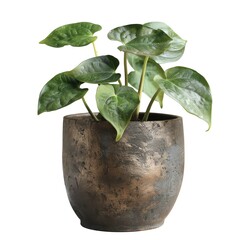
[70,55,121,84]
[38,72,88,114]
[118,32,171,56]
[39,22,102,47]
[128,54,165,107]
[156,67,212,128]
[108,24,172,56]
[96,84,139,141]
[144,22,186,63]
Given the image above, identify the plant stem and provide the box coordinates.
[92,42,98,57]
[82,97,99,121]
[124,52,128,86]
[118,79,123,86]
[84,42,99,121]
[142,88,161,121]
[134,56,149,120]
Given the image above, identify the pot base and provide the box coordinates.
[80,220,164,232]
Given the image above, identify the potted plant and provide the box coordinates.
[38,22,212,231]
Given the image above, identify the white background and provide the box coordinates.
[1,0,239,239]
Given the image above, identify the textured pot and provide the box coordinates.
[62,113,184,231]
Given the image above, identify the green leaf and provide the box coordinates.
[38,72,88,114]
[128,54,165,107]
[108,24,172,57]
[118,32,171,56]
[156,67,212,129]
[70,55,121,84]
[39,22,102,47]
[96,84,140,141]
[144,22,187,63]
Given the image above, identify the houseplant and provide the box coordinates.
[38,22,212,231]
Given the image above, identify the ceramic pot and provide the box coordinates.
[62,113,184,231]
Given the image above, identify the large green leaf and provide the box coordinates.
[96,84,139,141]
[144,22,186,63]
[38,72,88,114]
[128,54,165,107]
[108,24,172,57]
[39,22,102,47]
[70,55,121,84]
[156,67,212,128]
[118,33,171,56]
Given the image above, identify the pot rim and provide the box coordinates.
[64,112,182,122]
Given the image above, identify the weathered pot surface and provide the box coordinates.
[62,113,184,231]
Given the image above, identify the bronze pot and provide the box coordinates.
[62,113,184,231]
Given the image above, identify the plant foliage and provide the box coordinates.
[38,22,212,141]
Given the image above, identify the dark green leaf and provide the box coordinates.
[70,55,121,84]
[118,32,171,56]
[144,22,187,63]
[39,22,102,47]
[156,67,212,128]
[128,54,165,107]
[38,72,88,114]
[108,24,171,56]
[96,84,139,141]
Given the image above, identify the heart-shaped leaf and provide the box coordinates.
[144,22,186,63]
[96,84,139,141]
[156,67,212,129]
[128,54,165,107]
[70,55,121,84]
[38,72,88,114]
[108,24,171,57]
[39,22,102,47]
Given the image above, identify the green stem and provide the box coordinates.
[92,42,98,57]
[118,79,123,86]
[82,97,99,121]
[134,56,149,119]
[142,88,161,121]
[88,41,100,121]
[124,52,128,86]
